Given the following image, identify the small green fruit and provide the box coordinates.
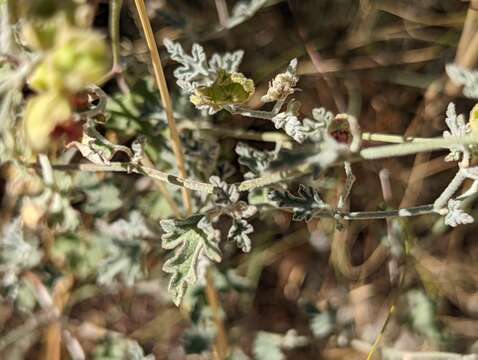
[190,70,255,111]
[29,28,110,93]
[24,93,72,151]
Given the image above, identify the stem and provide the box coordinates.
[361,132,434,143]
[109,0,122,72]
[237,163,311,191]
[205,268,229,360]
[343,205,434,220]
[140,155,182,218]
[40,134,478,195]
[214,0,230,29]
[0,309,59,351]
[455,0,478,63]
[36,161,475,222]
[433,169,467,209]
[461,26,478,69]
[133,0,192,216]
[226,105,275,120]
[47,162,215,193]
[360,136,478,160]
[179,123,291,144]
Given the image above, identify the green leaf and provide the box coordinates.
[183,326,214,354]
[183,130,220,181]
[160,215,222,306]
[106,78,169,136]
[164,40,249,113]
[190,70,255,112]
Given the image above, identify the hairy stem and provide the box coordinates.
[433,169,467,210]
[361,132,434,143]
[39,161,476,222]
[360,136,478,160]
[140,155,182,218]
[42,134,478,195]
[226,105,275,120]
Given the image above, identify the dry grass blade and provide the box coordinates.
[133,0,192,216]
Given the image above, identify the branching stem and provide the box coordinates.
[37,162,470,222]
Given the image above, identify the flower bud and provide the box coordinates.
[261,59,298,103]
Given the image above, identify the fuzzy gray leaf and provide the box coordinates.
[96,212,152,286]
[0,218,42,299]
[235,142,276,178]
[210,176,240,205]
[444,199,474,227]
[228,218,253,253]
[68,121,133,165]
[446,64,478,99]
[272,99,305,143]
[269,185,331,221]
[253,330,308,360]
[302,107,334,142]
[160,215,222,306]
[262,58,299,103]
[442,103,470,163]
[226,0,269,29]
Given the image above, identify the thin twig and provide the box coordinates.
[108,0,129,94]
[133,0,192,216]
[214,0,230,29]
[379,169,401,285]
[0,309,59,351]
[62,330,86,360]
[110,0,123,73]
[455,0,478,63]
[361,132,434,143]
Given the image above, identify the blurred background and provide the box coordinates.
[3,0,478,359]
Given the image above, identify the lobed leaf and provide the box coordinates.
[160,215,222,306]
